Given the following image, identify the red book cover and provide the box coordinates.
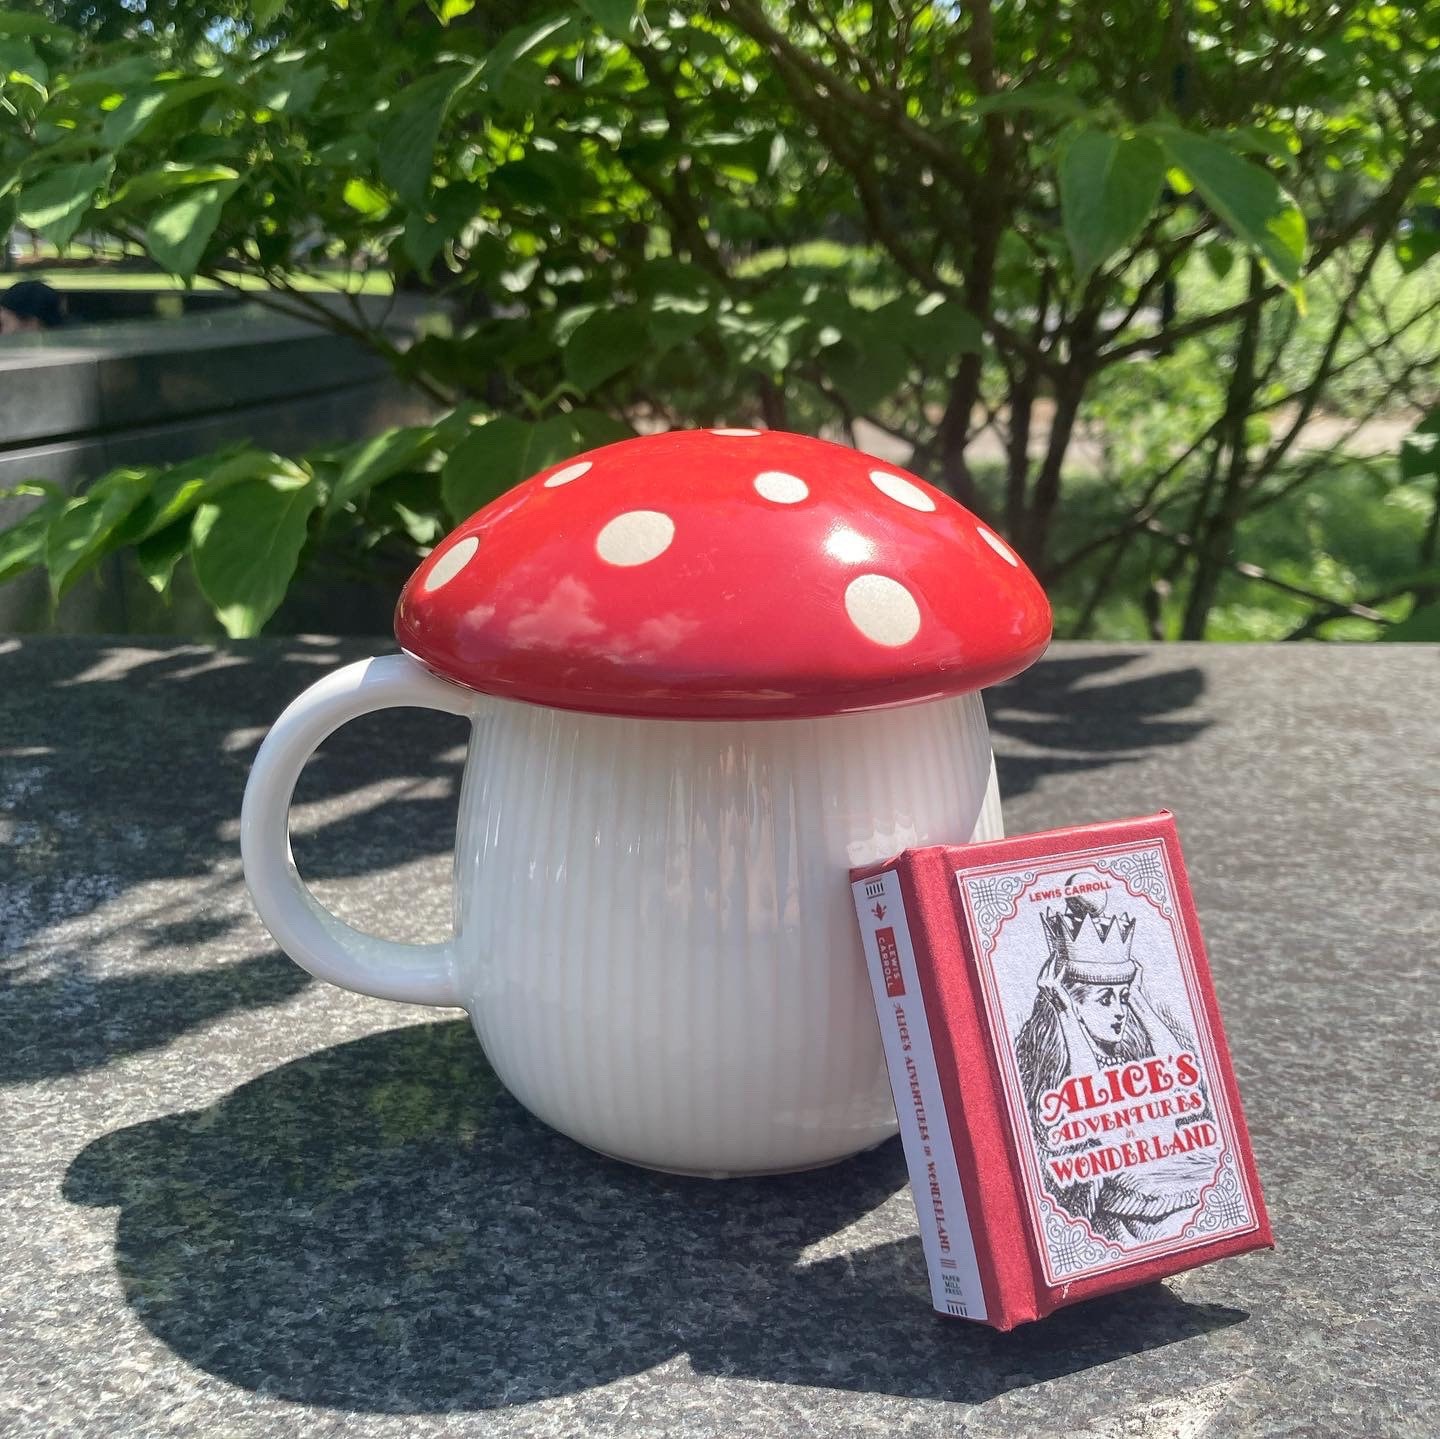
[850,812,1272,1329]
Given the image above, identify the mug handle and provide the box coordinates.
[240,653,474,1007]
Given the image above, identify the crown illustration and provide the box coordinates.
[1042,908,1138,986]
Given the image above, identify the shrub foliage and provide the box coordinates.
[2,1,1438,637]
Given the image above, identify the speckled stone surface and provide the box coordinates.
[1,638,1437,1438]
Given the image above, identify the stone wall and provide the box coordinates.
[0,292,436,633]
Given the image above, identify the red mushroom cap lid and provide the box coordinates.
[395,429,1051,720]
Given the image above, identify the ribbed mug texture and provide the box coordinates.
[452,691,1002,1175]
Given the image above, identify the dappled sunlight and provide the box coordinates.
[1,639,468,958]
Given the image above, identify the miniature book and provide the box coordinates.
[850,812,1271,1329]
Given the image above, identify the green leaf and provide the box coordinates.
[565,408,631,450]
[0,481,63,502]
[5,69,46,101]
[488,153,575,209]
[109,163,240,211]
[1395,222,1440,274]
[718,303,808,371]
[1380,601,1440,642]
[118,448,279,542]
[892,293,983,363]
[824,336,910,415]
[0,37,47,91]
[1204,238,1235,281]
[552,303,599,348]
[0,483,65,585]
[17,158,113,249]
[45,469,152,598]
[483,15,573,92]
[563,308,649,392]
[1059,131,1165,278]
[1164,166,1193,197]
[403,211,446,271]
[387,500,444,547]
[134,520,191,594]
[640,261,719,350]
[192,472,320,637]
[342,176,390,217]
[250,57,325,115]
[717,161,759,186]
[328,425,438,515]
[441,415,582,521]
[1399,409,1440,480]
[0,12,74,40]
[102,89,167,147]
[144,178,239,278]
[968,83,1090,119]
[427,0,476,22]
[379,68,469,207]
[647,290,712,350]
[579,0,636,35]
[314,134,375,170]
[1153,126,1308,285]
[101,78,225,149]
[252,0,287,28]
[1223,126,1297,162]
[59,56,157,99]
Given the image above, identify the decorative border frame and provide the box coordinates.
[958,838,1260,1287]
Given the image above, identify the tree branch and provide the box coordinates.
[629,47,732,284]
[1249,216,1397,483]
[1179,258,1266,638]
[1099,122,1440,365]
[717,0,980,196]
[1282,576,1433,640]
[1141,516,1390,629]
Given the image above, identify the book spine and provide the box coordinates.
[852,865,989,1322]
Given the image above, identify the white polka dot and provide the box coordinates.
[869,469,936,512]
[543,460,592,488]
[753,470,808,504]
[844,574,921,647]
[596,510,675,567]
[710,428,760,436]
[976,524,1020,566]
[423,534,479,592]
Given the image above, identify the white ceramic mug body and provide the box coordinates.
[456,688,1001,1175]
[241,656,1003,1176]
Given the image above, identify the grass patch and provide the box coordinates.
[1170,246,1440,419]
[1019,456,1430,641]
[735,239,878,276]
[13,267,394,296]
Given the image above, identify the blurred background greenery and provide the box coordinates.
[1,0,1437,641]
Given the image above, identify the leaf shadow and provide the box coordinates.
[986,651,1210,799]
[1,639,469,959]
[0,952,310,1084]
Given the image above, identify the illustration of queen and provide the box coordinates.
[1014,879,1215,1241]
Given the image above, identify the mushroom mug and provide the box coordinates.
[242,431,1050,1176]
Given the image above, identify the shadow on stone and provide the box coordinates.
[1,639,468,956]
[0,952,311,1083]
[65,1021,1247,1414]
[987,651,1209,799]
[2,645,1206,959]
